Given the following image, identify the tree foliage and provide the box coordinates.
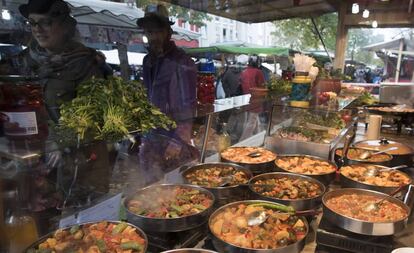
[347,29,384,66]
[272,14,385,66]
[136,0,211,27]
[272,13,338,51]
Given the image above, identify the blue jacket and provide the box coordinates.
[143,41,197,122]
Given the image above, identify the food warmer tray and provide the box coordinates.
[264,119,356,160]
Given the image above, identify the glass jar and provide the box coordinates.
[0,75,49,142]
[197,72,215,104]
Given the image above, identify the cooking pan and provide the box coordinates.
[354,138,414,167]
[220,146,277,175]
[25,220,148,252]
[209,200,309,253]
[248,172,325,211]
[322,188,410,236]
[181,162,253,205]
[274,154,337,186]
[339,164,412,195]
[124,184,215,232]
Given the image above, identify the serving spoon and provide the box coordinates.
[363,185,405,212]
[363,165,408,177]
[247,209,320,226]
[247,151,262,158]
[358,147,397,160]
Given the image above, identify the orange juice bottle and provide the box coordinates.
[5,211,38,253]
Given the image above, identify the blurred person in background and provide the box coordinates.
[240,55,265,94]
[136,4,198,184]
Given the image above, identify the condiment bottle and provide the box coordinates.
[218,123,231,155]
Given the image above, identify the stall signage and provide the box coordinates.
[59,193,122,228]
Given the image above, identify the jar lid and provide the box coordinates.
[354,139,414,155]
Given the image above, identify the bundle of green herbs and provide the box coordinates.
[54,77,176,146]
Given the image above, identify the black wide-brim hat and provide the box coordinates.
[19,0,71,18]
[137,4,174,28]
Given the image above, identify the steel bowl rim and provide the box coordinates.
[181,162,253,189]
[275,154,337,176]
[124,183,215,221]
[25,220,148,252]
[160,249,218,253]
[221,146,277,165]
[339,164,412,189]
[208,199,309,251]
[322,188,410,224]
[248,172,326,202]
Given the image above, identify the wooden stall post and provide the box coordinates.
[117,43,130,81]
[333,1,348,71]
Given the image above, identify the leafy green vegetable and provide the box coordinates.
[267,77,292,95]
[354,91,378,106]
[55,77,176,146]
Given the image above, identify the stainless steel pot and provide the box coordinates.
[248,172,325,211]
[274,154,337,186]
[124,184,215,232]
[25,220,148,252]
[354,139,414,167]
[322,188,410,236]
[208,200,309,253]
[334,147,393,167]
[220,147,277,175]
[181,162,253,205]
[339,164,412,195]
[161,249,218,253]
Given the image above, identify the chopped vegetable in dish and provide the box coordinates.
[252,177,322,199]
[221,147,276,164]
[127,186,213,218]
[210,203,307,249]
[185,166,249,187]
[27,221,146,253]
[275,156,335,175]
[340,165,410,187]
[326,193,407,222]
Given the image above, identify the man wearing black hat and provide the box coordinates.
[137,4,198,180]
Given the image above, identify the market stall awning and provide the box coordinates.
[363,38,414,52]
[66,0,143,28]
[184,45,289,56]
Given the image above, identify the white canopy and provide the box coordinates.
[100,49,145,65]
[67,0,143,28]
[4,0,143,28]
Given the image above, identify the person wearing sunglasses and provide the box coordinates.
[3,0,112,234]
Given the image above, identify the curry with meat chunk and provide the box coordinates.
[340,165,411,187]
[325,194,408,222]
